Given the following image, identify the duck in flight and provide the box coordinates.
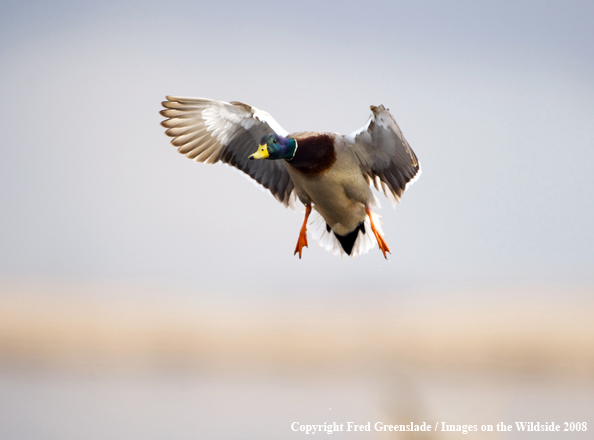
[160,96,421,259]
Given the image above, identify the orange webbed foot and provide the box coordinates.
[366,206,391,259]
[294,205,312,259]
[373,230,391,259]
[294,229,308,259]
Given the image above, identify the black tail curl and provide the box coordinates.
[328,222,366,256]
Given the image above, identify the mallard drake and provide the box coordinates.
[160,96,421,259]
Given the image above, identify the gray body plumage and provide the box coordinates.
[285,133,373,236]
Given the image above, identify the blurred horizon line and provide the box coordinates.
[1,277,593,377]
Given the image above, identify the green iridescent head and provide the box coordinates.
[249,133,297,161]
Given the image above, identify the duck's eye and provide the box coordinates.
[273,139,277,144]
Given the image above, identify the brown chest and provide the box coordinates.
[286,134,337,176]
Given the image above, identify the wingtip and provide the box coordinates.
[370,104,387,113]
[404,162,422,191]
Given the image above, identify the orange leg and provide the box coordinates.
[366,206,391,259]
[294,205,312,259]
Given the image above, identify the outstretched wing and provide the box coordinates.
[344,105,421,205]
[160,96,295,207]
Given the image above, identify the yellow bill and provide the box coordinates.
[249,144,270,160]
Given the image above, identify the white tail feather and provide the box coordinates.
[307,209,384,258]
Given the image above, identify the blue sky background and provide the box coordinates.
[1,0,593,300]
